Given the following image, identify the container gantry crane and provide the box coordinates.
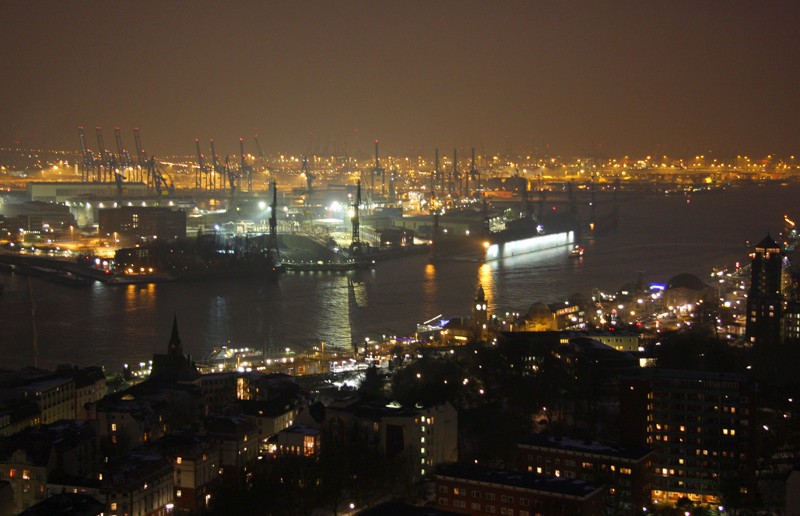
[77,126,98,182]
[210,139,223,191]
[194,138,210,190]
[114,127,133,170]
[239,138,253,192]
[95,126,114,182]
[133,128,149,183]
[224,155,237,197]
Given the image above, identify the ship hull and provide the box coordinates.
[432,230,575,262]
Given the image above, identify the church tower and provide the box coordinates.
[473,285,488,329]
[149,314,200,383]
[168,314,182,355]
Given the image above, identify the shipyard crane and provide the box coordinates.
[388,161,397,202]
[147,156,174,196]
[225,155,237,197]
[133,129,147,166]
[302,155,314,194]
[95,127,114,182]
[77,127,98,182]
[133,128,148,182]
[253,134,272,182]
[469,147,480,197]
[210,139,224,191]
[451,148,460,200]
[113,128,133,170]
[372,140,385,196]
[267,180,280,261]
[350,179,364,254]
[537,169,546,220]
[430,148,440,209]
[239,138,253,192]
[253,134,267,166]
[520,172,531,220]
[194,138,210,190]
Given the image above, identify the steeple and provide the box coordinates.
[473,285,488,328]
[168,314,182,356]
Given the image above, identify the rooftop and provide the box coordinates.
[436,463,603,499]
[517,435,654,461]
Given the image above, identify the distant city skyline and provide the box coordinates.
[2,1,799,159]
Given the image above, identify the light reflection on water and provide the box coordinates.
[1,182,798,371]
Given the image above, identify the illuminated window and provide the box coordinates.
[176,457,182,464]
[111,423,117,432]
[177,490,182,498]
[111,502,117,510]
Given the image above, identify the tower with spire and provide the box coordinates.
[150,315,200,383]
[473,285,489,338]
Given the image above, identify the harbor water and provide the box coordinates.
[0,182,797,372]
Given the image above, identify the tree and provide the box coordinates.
[358,364,385,397]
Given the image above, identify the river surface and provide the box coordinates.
[0,182,797,371]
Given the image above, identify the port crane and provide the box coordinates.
[388,159,397,202]
[224,155,237,197]
[113,128,134,170]
[467,147,479,197]
[430,148,441,210]
[372,140,385,196]
[95,127,115,182]
[239,138,253,192]
[267,180,280,261]
[96,126,126,190]
[350,180,364,254]
[145,156,174,196]
[451,148,461,202]
[302,155,314,194]
[194,138,210,190]
[77,127,98,182]
[133,128,148,183]
[210,139,224,191]
[253,134,271,178]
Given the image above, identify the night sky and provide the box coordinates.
[2,1,799,159]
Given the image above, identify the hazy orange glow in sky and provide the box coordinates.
[2,1,799,158]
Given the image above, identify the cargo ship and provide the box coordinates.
[430,207,576,262]
[111,233,280,283]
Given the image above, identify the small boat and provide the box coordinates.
[569,245,584,258]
